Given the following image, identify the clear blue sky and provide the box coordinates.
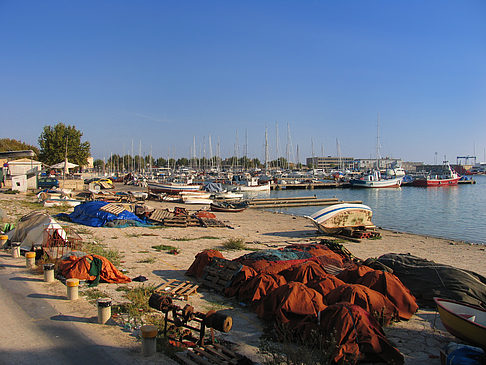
[1,1,485,164]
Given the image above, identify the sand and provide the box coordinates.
[1,191,485,364]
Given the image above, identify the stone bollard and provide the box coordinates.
[140,325,158,357]
[43,263,55,283]
[25,251,36,269]
[66,278,79,300]
[11,242,21,258]
[97,298,112,324]
[0,235,8,248]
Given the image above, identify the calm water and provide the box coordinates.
[259,175,486,244]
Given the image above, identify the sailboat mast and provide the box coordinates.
[265,127,269,173]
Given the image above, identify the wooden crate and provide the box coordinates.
[154,279,199,301]
[100,203,125,216]
[201,258,242,292]
[164,216,188,227]
[175,343,239,365]
[149,209,173,223]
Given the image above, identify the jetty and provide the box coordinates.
[271,181,349,190]
[248,196,362,208]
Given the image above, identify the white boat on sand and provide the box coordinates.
[306,203,374,234]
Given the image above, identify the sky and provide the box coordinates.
[1,0,485,164]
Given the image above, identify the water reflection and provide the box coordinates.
[268,176,486,244]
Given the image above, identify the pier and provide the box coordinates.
[249,196,362,208]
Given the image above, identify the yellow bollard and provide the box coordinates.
[43,263,55,283]
[66,278,79,300]
[141,325,158,357]
[25,251,36,269]
[0,235,8,248]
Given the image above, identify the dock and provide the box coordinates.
[248,196,362,209]
[271,181,349,190]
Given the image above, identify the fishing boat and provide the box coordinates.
[210,200,249,212]
[306,203,374,234]
[350,170,402,188]
[434,297,486,349]
[147,182,202,194]
[412,163,461,187]
[183,197,213,205]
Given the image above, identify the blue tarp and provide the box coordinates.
[68,201,144,227]
[204,182,224,193]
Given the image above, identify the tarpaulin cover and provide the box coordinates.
[239,258,310,275]
[306,275,346,297]
[237,273,287,303]
[337,265,375,283]
[325,284,399,325]
[68,201,144,227]
[377,253,486,308]
[224,265,258,298]
[319,304,404,365]
[186,249,225,278]
[357,270,418,320]
[255,282,326,323]
[7,210,67,250]
[58,254,131,284]
[279,261,330,284]
[235,248,312,263]
[204,182,224,192]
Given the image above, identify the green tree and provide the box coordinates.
[0,138,39,155]
[38,123,90,167]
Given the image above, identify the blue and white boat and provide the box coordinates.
[306,203,374,234]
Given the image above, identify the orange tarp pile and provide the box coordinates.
[325,284,399,325]
[59,254,131,283]
[186,249,224,278]
[255,282,327,324]
[186,243,416,364]
[319,304,404,364]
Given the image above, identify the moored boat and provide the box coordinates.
[434,297,486,349]
[210,200,249,212]
[350,171,402,188]
[412,163,461,187]
[148,182,202,194]
[306,203,374,234]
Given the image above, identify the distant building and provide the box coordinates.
[306,156,355,170]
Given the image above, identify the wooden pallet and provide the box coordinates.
[164,216,188,227]
[201,258,242,292]
[175,343,239,365]
[154,279,199,300]
[199,218,226,228]
[149,209,173,223]
[100,203,125,216]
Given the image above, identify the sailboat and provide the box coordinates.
[350,114,402,188]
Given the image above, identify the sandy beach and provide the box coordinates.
[1,190,485,364]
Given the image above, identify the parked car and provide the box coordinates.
[38,177,59,189]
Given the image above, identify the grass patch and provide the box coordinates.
[82,241,122,267]
[152,244,178,252]
[138,250,150,253]
[221,237,246,250]
[82,288,108,303]
[126,232,159,238]
[112,285,156,327]
[137,257,156,264]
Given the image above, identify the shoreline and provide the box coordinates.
[1,192,485,363]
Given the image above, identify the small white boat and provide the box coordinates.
[43,199,83,207]
[306,203,374,234]
[183,198,213,205]
[350,171,402,188]
[181,192,212,202]
[148,182,202,194]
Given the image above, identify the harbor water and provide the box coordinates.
[261,175,486,244]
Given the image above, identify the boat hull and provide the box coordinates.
[350,178,402,188]
[233,183,271,192]
[307,203,373,234]
[434,297,486,349]
[412,177,461,187]
[148,183,202,194]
